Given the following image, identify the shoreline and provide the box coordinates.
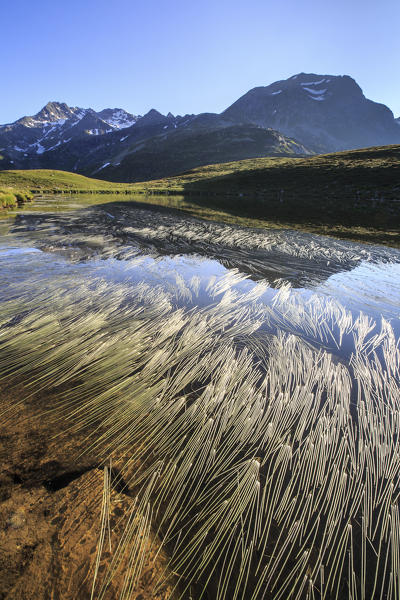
[4,190,399,251]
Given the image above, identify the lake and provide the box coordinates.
[1,195,400,599]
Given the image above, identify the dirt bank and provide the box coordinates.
[0,383,175,600]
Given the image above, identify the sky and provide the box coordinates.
[2,0,400,123]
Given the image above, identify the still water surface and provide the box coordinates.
[1,194,400,322]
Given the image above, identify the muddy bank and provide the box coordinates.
[0,383,175,600]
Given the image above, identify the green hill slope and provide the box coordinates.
[132,145,400,230]
[134,144,400,194]
[1,146,399,246]
[0,169,135,194]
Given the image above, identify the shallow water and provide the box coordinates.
[1,195,400,372]
[2,195,400,599]
[2,194,400,318]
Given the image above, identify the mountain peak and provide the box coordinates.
[266,73,362,96]
[35,101,79,122]
[223,72,399,153]
[96,108,138,129]
[146,108,163,117]
[43,100,69,110]
[138,109,169,126]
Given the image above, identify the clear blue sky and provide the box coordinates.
[2,0,400,123]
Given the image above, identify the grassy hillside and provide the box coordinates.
[0,169,135,194]
[129,145,400,238]
[1,147,399,246]
[134,144,400,197]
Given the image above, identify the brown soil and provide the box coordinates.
[0,382,176,600]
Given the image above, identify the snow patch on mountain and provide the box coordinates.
[47,141,62,151]
[98,108,138,129]
[303,87,327,95]
[93,162,111,173]
[301,79,326,86]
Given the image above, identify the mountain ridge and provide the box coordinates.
[223,73,400,153]
[1,73,399,181]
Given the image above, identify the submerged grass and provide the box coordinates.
[1,263,399,599]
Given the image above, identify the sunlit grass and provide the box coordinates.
[0,169,134,194]
[0,191,17,209]
[0,187,33,209]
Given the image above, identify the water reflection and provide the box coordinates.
[1,195,399,321]
[7,196,400,289]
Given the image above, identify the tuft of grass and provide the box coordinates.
[0,191,18,209]
[0,187,34,209]
[14,190,34,203]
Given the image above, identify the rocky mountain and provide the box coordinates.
[1,74,399,181]
[0,102,138,163]
[96,108,138,129]
[223,73,400,153]
[0,102,309,180]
